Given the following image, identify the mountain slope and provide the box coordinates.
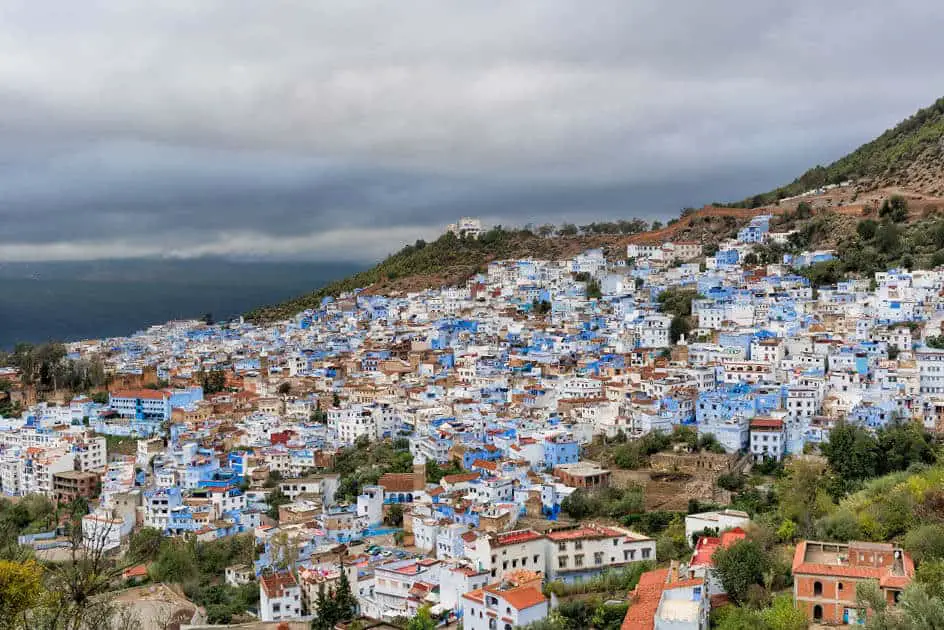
[245,229,627,322]
[742,97,944,207]
[248,97,944,322]
[245,208,765,322]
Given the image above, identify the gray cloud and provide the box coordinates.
[1,0,943,261]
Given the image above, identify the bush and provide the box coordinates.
[718,473,747,491]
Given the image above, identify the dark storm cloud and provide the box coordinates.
[1,0,943,261]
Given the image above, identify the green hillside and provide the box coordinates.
[738,97,944,207]
[244,226,631,322]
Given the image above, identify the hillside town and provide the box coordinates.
[2,213,941,630]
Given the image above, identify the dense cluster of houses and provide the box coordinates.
[1,216,934,627]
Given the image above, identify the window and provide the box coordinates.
[641,548,650,559]
[594,552,604,565]
[574,541,583,550]
[813,581,823,596]
[533,554,540,563]
[559,557,567,568]
[574,554,584,567]
[558,542,567,552]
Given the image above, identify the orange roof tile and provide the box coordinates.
[622,568,669,630]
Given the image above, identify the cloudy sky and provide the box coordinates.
[1,1,943,263]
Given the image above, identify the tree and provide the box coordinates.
[822,421,879,487]
[876,422,937,475]
[334,569,359,622]
[777,458,831,536]
[915,559,944,600]
[406,605,437,630]
[904,524,944,564]
[385,504,404,527]
[312,582,339,630]
[712,539,771,605]
[743,252,759,266]
[128,527,164,563]
[879,195,909,222]
[266,488,290,520]
[0,559,43,628]
[669,315,691,344]
[277,382,292,396]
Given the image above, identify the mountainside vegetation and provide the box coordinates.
[736,96,944,207]
[246,225,643,322]
[249,97,944,323]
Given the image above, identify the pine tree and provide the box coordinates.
[335,568,359,621]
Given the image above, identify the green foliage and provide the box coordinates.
[714,595,807,630]
[915,559,944,600]
[312,570,359,630]
[927,335,944,349]
[544,562,652,598]
[669,315,691,344]
[604,427,722,470]
[328,437,413,501]
[149,535,256,624]
[265,487,290,520]
[425,458,464,484]
[903,524,944,564]
[246,223,646,322]
[195,368,228,394]
[711,539,773,605]
[2,342,107,394]
[879,195,909,222]
[657,288,699,318]
[655,514,691,561]
[405,605,437,630]
[560,486,644,520]
[385,504,404,527]
[822,421,937,496]
[717,473,747,491]
[585,278,602,300]
[127,527,164,563]
[858,580,944,630]
[737,97,944,207]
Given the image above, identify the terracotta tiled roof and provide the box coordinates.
[621,568,669,630]
[261,571,298,598]
[499,586,547,611]
[112,389,169,400]
[442,472,480,484]
[378,473,417,492]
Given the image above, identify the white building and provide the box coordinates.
[462,574,549,630]
[447,217,483,239]
[465,530,547,581]
[684,509,751,542]
[259,571,302,622]
[545,525,655,583]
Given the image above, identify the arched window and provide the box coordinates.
[813,581,823,596]
[813,605,823,620]
[837,582,844,593]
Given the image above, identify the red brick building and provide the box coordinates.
[792,540,914,625]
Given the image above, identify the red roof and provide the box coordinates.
[112,389,169,401]
[493,530,544,547]
[261,571,298,598]
[498,586,547,611]
[547,525,634,541]
[791,541,915,586]
[622,568,669,630]
[750,418,784,430]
